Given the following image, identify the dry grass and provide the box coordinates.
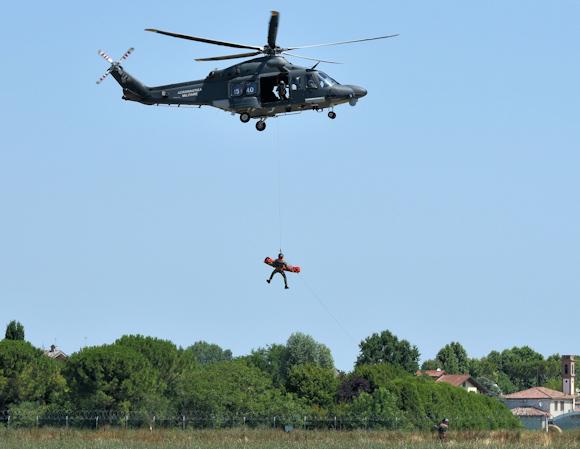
[0,428,578,449]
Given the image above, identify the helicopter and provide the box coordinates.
[97,11,398,131]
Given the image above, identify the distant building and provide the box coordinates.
[436,374,484,394]
[416,368,446,379]
[503,355,579,431]
[44,344,67,361]
[510,406,550,431]
[562,355,575,396]
[416,369,485,393]
[503,386,575,419]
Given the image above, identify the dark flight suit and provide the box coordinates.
[276,82,287,100]
[268,258,289,288]
[437,421,449,441]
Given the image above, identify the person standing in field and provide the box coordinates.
[437,418,449,441]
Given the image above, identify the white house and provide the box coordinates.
[503,387,575,422]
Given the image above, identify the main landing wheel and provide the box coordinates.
[256,120,267,132]
[240,113,251,123]
[328,111,337,119]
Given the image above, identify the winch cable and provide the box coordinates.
[275,119,283,252]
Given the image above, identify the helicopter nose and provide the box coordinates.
[329,85,355,99]
[351,85,367,98]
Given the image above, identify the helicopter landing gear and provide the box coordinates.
[256,120,267,132]
[328,111,337,119]
[240,112,251,123]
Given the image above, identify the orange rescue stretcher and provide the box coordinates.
[264,257,301,273]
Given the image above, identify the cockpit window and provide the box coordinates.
[318,71,339,87]
[305,73,319,89]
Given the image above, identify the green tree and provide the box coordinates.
[64,344,164,413]
[542,354,562,389]
[178,359,306,418]
[284,332,335,374]
[469,346,555,394]
[247,334,334,386]
[115,335,190,410]
[5,321,25,341]
[186,341,233,365]
[435,342,469,374]
[244,343,287,387]
[354,363,409,392]
[475,376,502,396]
[420,359,441,370]
[0,340,66,408]
[286,364,339,408]
[343,388,403,429]
[356,330,420,372]
[337,373,371,403]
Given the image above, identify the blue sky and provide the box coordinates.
[1,1,578,371]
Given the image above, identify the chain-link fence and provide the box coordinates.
[0,410,503,431]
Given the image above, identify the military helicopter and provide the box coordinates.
[97,11,397,131]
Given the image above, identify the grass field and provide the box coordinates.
[0,429,578,449]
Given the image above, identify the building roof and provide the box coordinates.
[503,387,575,400]
[436,374,472,387]
[416,369,446,379]
[511,406,550,417]
[43,345,68,360]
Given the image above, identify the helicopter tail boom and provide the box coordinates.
[109,64,153,103]
[96,48,153,104]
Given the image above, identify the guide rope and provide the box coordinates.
[299,277,357,344]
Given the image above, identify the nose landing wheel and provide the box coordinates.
[256,120,267,132]
[240,113,251,123]
[328,111,337,119]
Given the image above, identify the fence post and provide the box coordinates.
[152,415,156,431]
[273,416,276,429]
[66,415,69,429]
[95,415,99,430]
[303,416,306,430]
[182,415,186,431]
[243,416,246,428]
[6,415,10,427]
[36,415,39,427]
[334,416,337,430]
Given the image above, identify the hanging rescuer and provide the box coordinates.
[264,253,300,289]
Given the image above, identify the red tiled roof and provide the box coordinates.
[436,374,471,387]
[416,369,446,378]
[511,406,550,417]
[503,387,575,400]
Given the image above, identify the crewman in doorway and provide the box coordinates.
[276,79,288,100]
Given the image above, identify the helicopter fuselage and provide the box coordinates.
[110,56,367,122]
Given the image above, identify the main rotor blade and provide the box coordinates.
[145,28,262,51]
[195,51,263,62]
[286,34,399,50]
[282,52,342,64]
[267,11,279,48]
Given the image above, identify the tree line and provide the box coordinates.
[1,321,563,430]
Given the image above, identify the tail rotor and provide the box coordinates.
[119,47,134,62]
[96,47,134,85]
